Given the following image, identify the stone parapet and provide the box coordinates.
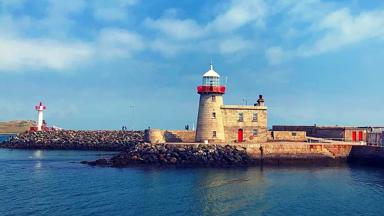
[221,105,267,110]
[270,131,307,142]
[145,129,196,144]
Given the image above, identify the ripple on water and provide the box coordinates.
[1,150,384,216]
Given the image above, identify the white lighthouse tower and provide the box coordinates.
[35,102,46,131]
[195,64,226,143]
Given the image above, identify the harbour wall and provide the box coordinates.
[3,130,384,167]
[234,142,352,162]
[144,129,196,144]
[269,131,307,142]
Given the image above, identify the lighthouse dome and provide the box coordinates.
[203,64,220,77]
[202,64,220,86]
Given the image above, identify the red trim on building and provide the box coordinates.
[197,85,226,94]
[358,131,363,141]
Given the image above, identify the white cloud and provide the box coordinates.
[145,18,206,40]
[0,26,146,72]
[0,37,93,71]
[98,28,145,58]
[273,0,331,23]
[299,8,384,57]
[145,0,266,36]
[0,0,147,73]
[267,6,384,65]
[208,0,266,32]
[93,0,138,21]
[218,36,252,54]
[150,39,190,56]
[43,0,86,26]
[144,0,266,55]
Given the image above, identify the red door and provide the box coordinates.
[238,129,243,142]
[358,131,363,141]
[352,131,357,142]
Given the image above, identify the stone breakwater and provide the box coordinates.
[0,130,144,151]
[84,143,253,167]
[85,142,354,167]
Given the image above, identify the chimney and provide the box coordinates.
[255,95,265,106]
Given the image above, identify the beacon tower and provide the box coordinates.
[195,64,226,143]
[35,102,46,131]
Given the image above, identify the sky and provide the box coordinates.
[1,0,384,130]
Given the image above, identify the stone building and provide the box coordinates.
[272,125,367,142]
[195,65,268,143]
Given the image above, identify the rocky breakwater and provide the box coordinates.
[85,143,253,167]
[0,130,144,151]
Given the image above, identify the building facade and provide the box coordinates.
[195,65,268,143]
[272,125,367,142]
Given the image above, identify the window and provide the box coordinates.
[213,131,217,138]
[292,132,297,136]
[238,113,244,122]
[252,113,258,122]
[212,95,216,102]
[252,129,258,136]
[212,112,216,119]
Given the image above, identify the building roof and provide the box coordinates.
[221,105,267,110]
[272,125,367,130]
[203,64,220,77]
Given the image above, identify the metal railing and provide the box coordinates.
[307,136,366,145]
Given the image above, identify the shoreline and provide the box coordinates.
[2,130,384,168]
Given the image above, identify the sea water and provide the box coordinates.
[0,149,383,216]
[0,134,14,142]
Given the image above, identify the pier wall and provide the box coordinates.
[270,131,307,142]
[232,143,353,160]
[144,129,196,144]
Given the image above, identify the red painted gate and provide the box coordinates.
[358,131,363,141]
[238,129,243,142]
[352,131,357,142]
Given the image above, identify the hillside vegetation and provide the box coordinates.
[0,120,34,134]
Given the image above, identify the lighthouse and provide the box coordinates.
[195,64,226,143]
[35,102,46,131]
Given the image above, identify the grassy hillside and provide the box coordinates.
[0,120,34,134]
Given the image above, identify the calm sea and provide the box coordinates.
[0,134,15,142]
[0,149,384,216]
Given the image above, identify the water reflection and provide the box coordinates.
[31,150,44,170]
[34,161,42,169]
[33,150,43,159]
[195,168,268,215]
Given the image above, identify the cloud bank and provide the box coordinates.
[1,0,384,71]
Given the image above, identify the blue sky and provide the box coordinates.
[1,0,384,130]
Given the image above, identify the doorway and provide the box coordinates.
[238,129,244,142]
[358,131,363,141]
[352,131,357,142]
